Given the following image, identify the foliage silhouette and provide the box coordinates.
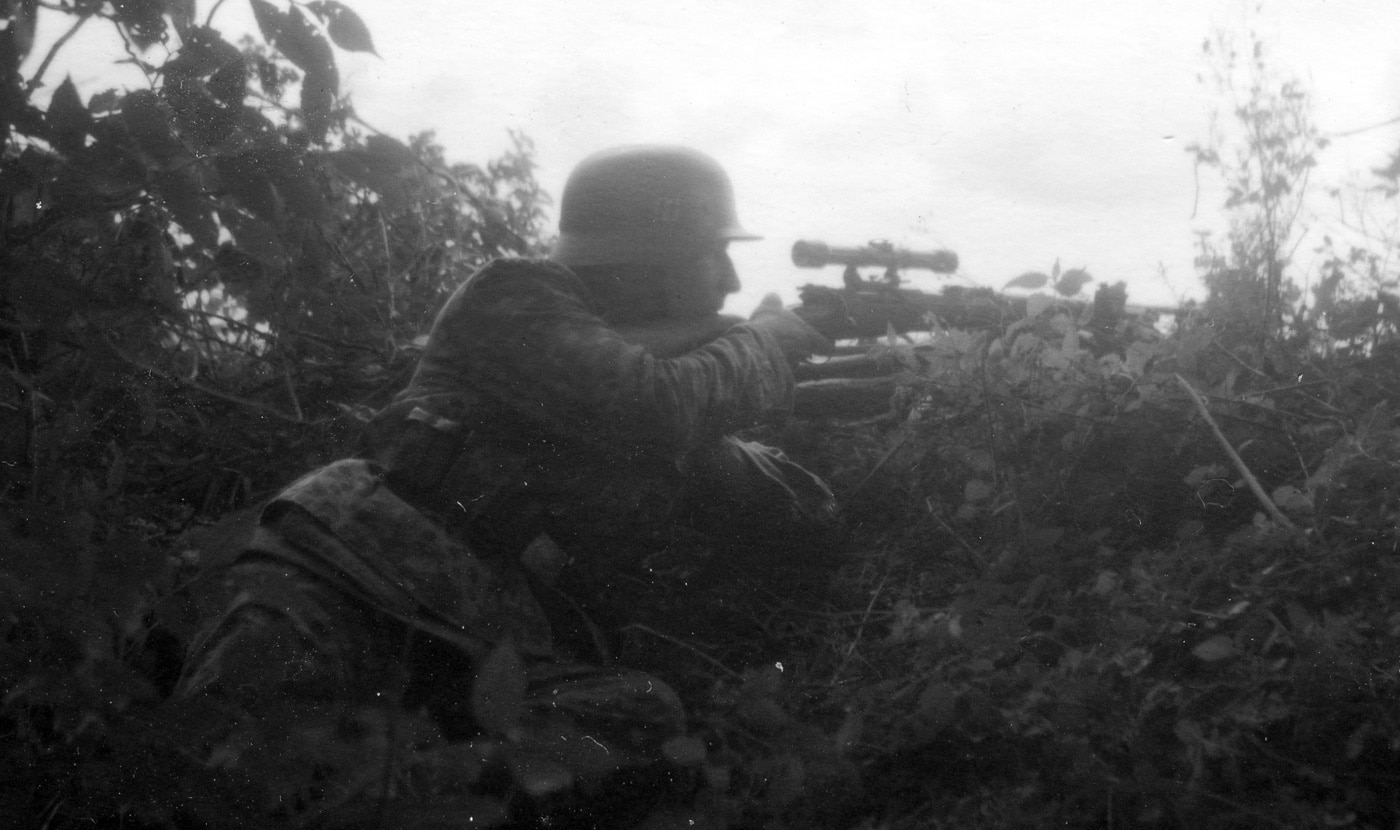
[3,7,1400,828]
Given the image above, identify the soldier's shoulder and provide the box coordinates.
[468,257,582,292]
[431,258,594,329]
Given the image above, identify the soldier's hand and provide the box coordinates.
[749,294,832,363]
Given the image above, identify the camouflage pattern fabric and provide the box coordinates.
[176,459,686,810]
[369,257,834,555]
[174,258,833,819]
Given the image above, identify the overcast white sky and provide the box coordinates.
[37,0,1400,311]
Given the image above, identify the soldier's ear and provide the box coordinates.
[575,263,667,324]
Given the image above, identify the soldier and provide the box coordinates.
[368,144,835,569]
[176,145,833,822]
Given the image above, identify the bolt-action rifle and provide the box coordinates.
[787,239,1178,418]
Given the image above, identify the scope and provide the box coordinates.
[791,239,959,274]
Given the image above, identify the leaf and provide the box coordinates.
[915,682,957,735]
[1125,339,1156,375]
[88,89,123,114]
[112,0,167,48]
[3,0,38,62]
[471,641,527,736]
[1054,267,1093,296]
[328,147,407,201]
[1192,635,1236,662]
[1183,463,1227,487]
[76,140,146,198]
[278,7,335,75]
[1025,294,1054,318]
[300,63,337,140]
[165,26,242,78]
[1004,271,1048,290]
[364,134,419,169]
[249,0,286,44]
[505,751,572,798]
[1023,526,1064,551]
[47,75,91,155]
[1061,326,1080,353]
[661,735,707,766]
[316,0,378,55]
[271,164,331,224]
[963,478,994,503]
[1091,570,1121,596]
[207,58,248,106]
[154,169,218,249]
[222,211,287,267]
[8,261,86,327]
[216,155,283,222]
[168,0,197,34]
[1270,485,1313,514]
[165,76,237,149]
[120,90,183,167]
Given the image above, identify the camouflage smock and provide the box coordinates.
[370,257,830,556]
[177,459,688,820]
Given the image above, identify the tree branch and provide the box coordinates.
[25,12,90,93]
[1175,373,1299,532]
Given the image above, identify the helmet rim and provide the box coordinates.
[550,145,760,267]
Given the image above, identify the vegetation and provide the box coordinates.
[3,4,1400,828]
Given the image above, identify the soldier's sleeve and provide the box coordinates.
[445,260,795,456]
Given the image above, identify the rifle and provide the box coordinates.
[787,239,1179,418]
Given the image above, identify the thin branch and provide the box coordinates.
[930,506,982,568]
[103,335,309,424]
[1327,114,1400,140]
[620,624,739,678]
[848,428,910,499]
[1174,373,1298,532]
[281,356,305,422]
[204,0,230,27]
[833,566,891,685]
[110,19,160,90]
[26,12,90,93]
[377,207,395,319]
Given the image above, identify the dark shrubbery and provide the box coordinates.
[4,6,1400,828]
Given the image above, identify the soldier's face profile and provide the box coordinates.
[664,244,739,319]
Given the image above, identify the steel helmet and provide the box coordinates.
[550,145,760,267]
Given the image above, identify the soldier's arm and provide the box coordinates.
[613,314,745,358]
[453,262,799,452]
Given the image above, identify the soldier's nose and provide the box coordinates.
[720,255,740,293]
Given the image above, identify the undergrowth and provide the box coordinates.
[5,3,1400,826]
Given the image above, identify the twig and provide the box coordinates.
[104,335,309,424]
[346,111,533,254]
[1174,373,1298,532]
[1194,789,1293,829]
[322,232,372,293]
[26,12,90,94]
[281,356,305,421]
[1210,340,1271,380]
[848,428,910,498]
[621,624,739,678]
[929,506,982,567]
[110,18,160,90]
[204,0,230,27]
[1327,113,1400,139]
[833,567,890,684]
